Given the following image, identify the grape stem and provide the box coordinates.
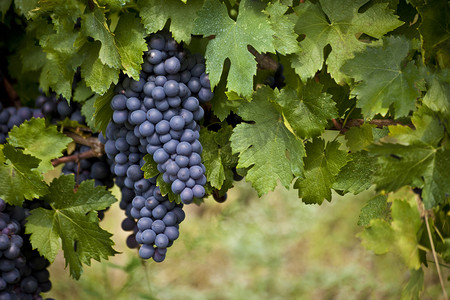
[247,46,278,71]
[51,149,101,167]
[51,131,104,166]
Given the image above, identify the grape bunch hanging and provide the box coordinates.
[104,32,212,262]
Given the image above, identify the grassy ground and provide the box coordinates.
[44,182,448,300]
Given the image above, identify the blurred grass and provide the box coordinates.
[45,182,448,300]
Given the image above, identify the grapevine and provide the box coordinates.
[0,0,448,299]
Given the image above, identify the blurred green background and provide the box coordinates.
[44,182,447,300]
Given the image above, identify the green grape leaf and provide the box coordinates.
[341,36,423,119]
[333,151,378,195]
[94,85,114,134]
[423,71,450,130]
[344,123,387,152]
[193,0,275,96]
[73,81,95,103]
[358,195,389,226]
[370,108,449,208]
[264,1,300,55]
[294,139,348,204]
[14,0,38,17]
[81,96,100,132]
[275,79,336,139]
[139,0,204,43]
[80,42,120,95]
[0,145,48,206]
[359,199,422,269]
[401,268,424,300]
[416,0,449,67]
[25,175,117,279]
[292,0,403,83]
[210,70,242,121]
[114,12,147,80]
[81,6,121,69]
[200,125,238,189]
[230,86,305,195]
[0,0,12,21]
[7,118,72,172]
[142,154,159,179]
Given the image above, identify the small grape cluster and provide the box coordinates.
[0,103,43,144]
[0,199,53,300]
[35,94,85,124]
[104,32,212,261]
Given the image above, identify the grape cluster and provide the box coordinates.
[0,103,43,144]
[0,199,53,300]
[62,145,114,188]
[104,32,212,261]
[35,94,85,124]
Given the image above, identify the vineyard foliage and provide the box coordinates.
[0,0,448,297]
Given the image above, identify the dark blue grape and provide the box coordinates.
[56,101,72,117]
[170,129,183,140]
[163,140,179,155]
[175,155,189,168]
[169,116,185,130]
[155,99,170,112]
[180,129,195,143]
[121,218,135,231]
[154,234,169,248]
[155,76,167,87]
[142,61,153,73]
[0,259,14,272]
[112,110,128,124]
[130,110,147,125]
[151,220,165,233]
[176,142,193,156]
[187,77,201,93]
[2,268,20,284]
[137,217,153,231]
[20,276,38,293]
[127,164,143,181]
[193,107,205,120]
[162,212,177,226]
[189,166,203,179]
[114,163,128,178]
[172,207,185,222]
[148,49,163,64]
[139,244,155,259]
[135,179,150,193]
[178,83,190,98]
[145,197,159,210]
[115,137,129,152]
[152,205,167,220]
[132,196,145,210]
[177,168,190,181]
[151,87,165,101]
[130,78,146,93]
[139,121,154,137]
[153,62,166,75]
[185,178,195,188]
[0,235,9,250]
[126,97,141,111]
[150,34,165,50]
[140,206,152,217]
[164,57,181,74]
[147,108,163,124]
[111,94,127,110]
[164,226,180,241]
[198,87,214,103]
[180,188,193,204]
[189,153,202,166]
[125,88,139,98]
[167,74,181,82]
[180,70,191,84]
[165,161,180,176]
[163,80,179,97]
[191,140,203,153]
[129,153,140,163]
[153,149,169,164]
[191,64,206,77]
[143,82,156,97]
[155,120,170,135]
[167,96,181,108]
[200,73,211,88]
[192,185,206,198]
[182,97,199,112]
